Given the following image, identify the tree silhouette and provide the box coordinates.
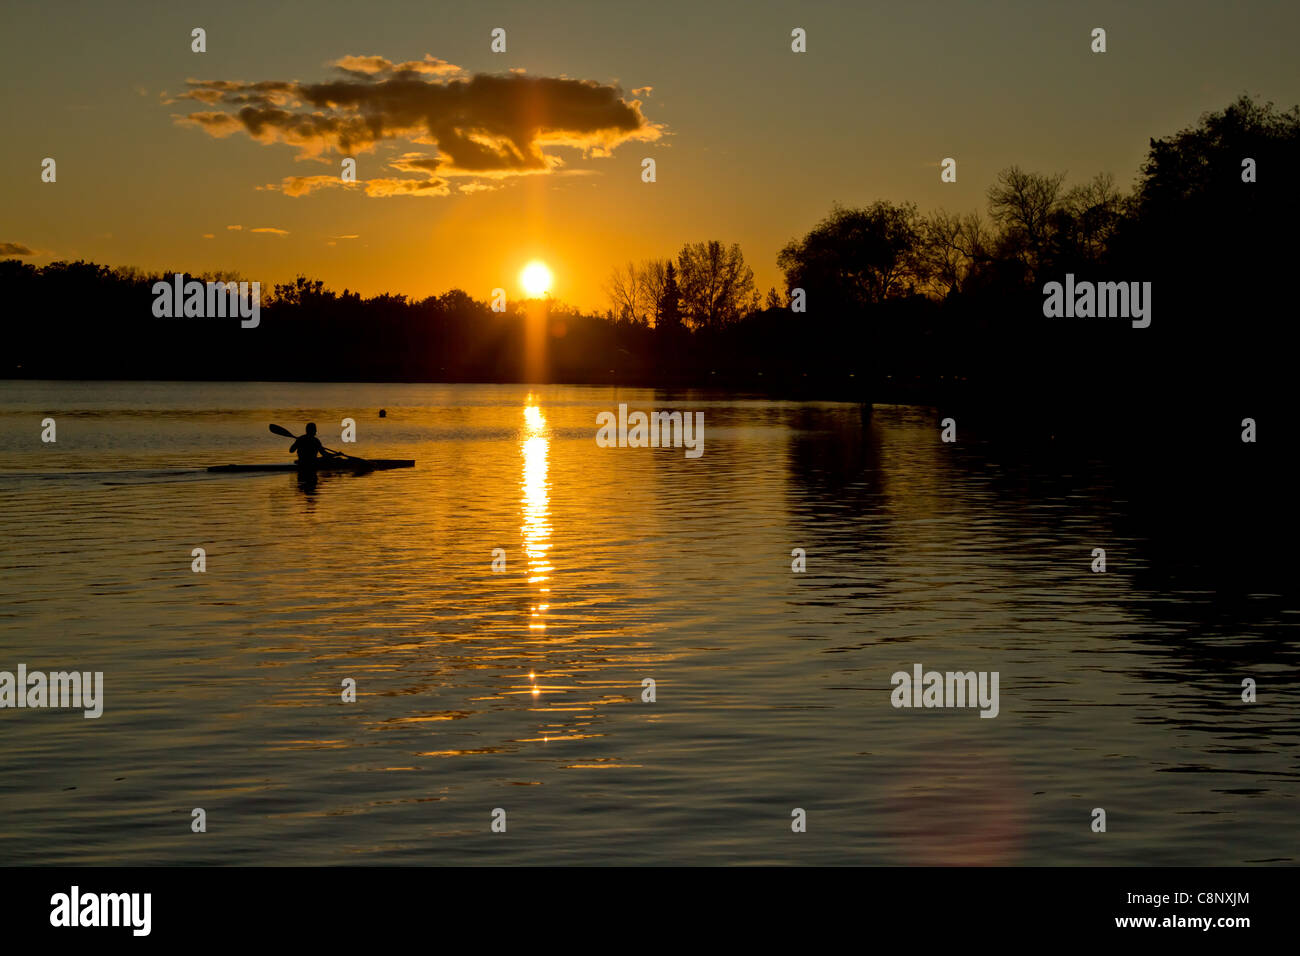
[777,201,923,311]
[986,167,1065,284]
[675,240,755,329]
[657,260,683,331]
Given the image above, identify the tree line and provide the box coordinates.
[595,94,1297,419]
[604,241,758,329]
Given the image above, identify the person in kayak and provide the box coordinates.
[289,423,339,464]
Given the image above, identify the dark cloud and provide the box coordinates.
[0,242,34,256]
[169,54,660,194]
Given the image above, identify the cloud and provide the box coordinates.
[264,175,357,198]
[178,111,245,136]
[363,177,450,198]
[0,242,34,256]
[259,152,452,198]
[169,54,661,195]
[166,80,300,108]
[331,235,359,240]
[260,173,450,199]
[332,54,462,78]
[202,233,215,239]
[388,152,443,176]
[221,223,290,235]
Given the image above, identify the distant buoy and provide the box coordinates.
[378,409,387,418]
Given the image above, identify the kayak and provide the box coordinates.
[208,459,414,473]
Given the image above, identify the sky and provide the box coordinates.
[2,0,1298,313]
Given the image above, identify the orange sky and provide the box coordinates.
[3,0,1299,312]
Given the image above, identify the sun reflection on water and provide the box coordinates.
[521,398,552,636]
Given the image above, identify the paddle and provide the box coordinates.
[268,424,368,465]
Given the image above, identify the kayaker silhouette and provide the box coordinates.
[289,423,338,464]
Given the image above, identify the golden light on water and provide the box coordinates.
[521,399,552,637]
[522,438,550,586]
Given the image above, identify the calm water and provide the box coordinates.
[0,381,1296,865]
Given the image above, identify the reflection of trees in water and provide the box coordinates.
[781,404,1299,690]
[963,425,1297,686]
[784,404,887,518]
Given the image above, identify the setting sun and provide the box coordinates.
[520,261,553,298]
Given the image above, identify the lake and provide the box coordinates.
[0,380,1296,865]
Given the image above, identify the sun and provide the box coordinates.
[520,260,553,298]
